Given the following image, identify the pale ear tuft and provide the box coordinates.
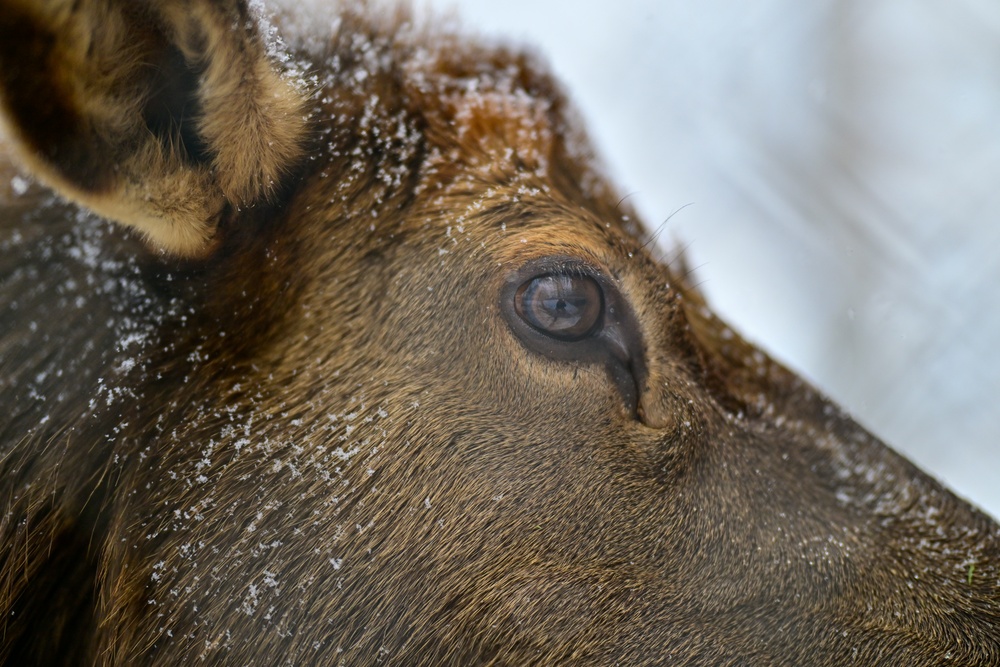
[0,0,309,256]
[159,0,310,207]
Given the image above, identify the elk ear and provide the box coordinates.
[0,0,308,256]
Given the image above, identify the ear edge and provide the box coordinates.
[0,0,311,257]
[162,0,311,207]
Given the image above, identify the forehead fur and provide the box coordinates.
[280,3,635,241]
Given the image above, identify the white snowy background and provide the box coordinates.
[420,0,1000,518]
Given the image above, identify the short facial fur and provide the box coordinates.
[0,1,997,665]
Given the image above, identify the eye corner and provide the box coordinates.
[499,255,648,418]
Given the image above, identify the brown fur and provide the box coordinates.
[0,1,998,665]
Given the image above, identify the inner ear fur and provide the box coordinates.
[0,0,308,256]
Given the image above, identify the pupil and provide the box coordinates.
[546,299,576,316]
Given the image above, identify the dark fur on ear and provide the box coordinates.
[0,0,308,256]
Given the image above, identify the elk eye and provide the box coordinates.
[514,274,603,341]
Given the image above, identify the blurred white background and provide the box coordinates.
[420,0,1000,517]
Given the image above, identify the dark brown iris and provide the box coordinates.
[514,274,603,341]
